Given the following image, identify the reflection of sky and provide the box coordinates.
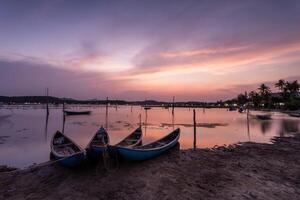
[0,1,300,100]
[0,106,299,168]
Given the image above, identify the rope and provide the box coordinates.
[95,145,119,174]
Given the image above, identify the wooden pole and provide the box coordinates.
[46,88,49,116]
[62,114,66,133]
[193,109,196,150]
[62,101,65,112]
[172,96,175,115]
[139,113,142,127]
[106,97,108,129]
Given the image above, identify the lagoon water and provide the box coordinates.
[0,105,299,168]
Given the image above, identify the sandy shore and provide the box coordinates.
[1,134,300,200]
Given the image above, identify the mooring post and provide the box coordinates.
[62,101,65,112]
[246,104,250,141]
[193,109,196,150]
[139,113,142,127]
[46,88,49,116]
[172,96,175,115]
[106,97,108,115]
[105,97,109,129]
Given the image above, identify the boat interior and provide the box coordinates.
[53,132,81,156]
[117,128,142,147]
[135,129,179,149]
[90,129,109,147]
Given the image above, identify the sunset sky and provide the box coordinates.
[1,0,300,101]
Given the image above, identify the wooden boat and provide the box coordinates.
[115,127,142,147]
[228,107,237,111]
[255,114,272,120]
[64,110,91,115]
[86,127,110,160]
[51,131,84,167]
[289,113,300,118]
[143,106,151,110]
[238,107,245,113]
[117,128,180,161]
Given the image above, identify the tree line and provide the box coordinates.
[234,80,300,110]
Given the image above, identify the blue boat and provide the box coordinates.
[108,127,143,153]
[289,113,300,118]
[117,128,180,161]
[51,131,84,167]
[86,127,110,160]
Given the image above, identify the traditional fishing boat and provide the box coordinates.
[238,107,245,113]
[115,127,142,147]
[51,131,84,167]
[86,127,110,160]
[289,113,300,118]
[255,114,272,120]
[117,128,180,161]
[228,107,237,111]
[64,110,91,115]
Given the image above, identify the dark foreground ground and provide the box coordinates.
[1,134,300,200]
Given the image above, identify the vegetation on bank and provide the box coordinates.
[0,79,299,110]
[232,80,300,110]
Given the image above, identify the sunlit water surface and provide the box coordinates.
[0,105,299,168]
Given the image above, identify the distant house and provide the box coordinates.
[270,92,282,99]
[270,92,300,99]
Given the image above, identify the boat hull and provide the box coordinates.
[52,152,85,168]
[256,115,271,120]
[64,111,91,115]
[117,136,179,161]
[289,113,300,118]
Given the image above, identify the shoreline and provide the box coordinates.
[1,134,300,199]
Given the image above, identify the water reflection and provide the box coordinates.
[278,119,299,137]
[0,106,300,168]
[260,120,272,135]
[62,114,66,133]
[44,114,49,142]
[246,114,251,141]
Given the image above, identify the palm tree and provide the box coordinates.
[258,84,271,107]
[286,80,300,97]
[249,91,261,107]
[275,79,285,92]
[258,84,271,97]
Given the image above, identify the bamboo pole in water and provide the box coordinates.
[106,97,109,129]
[172,96,175,115]
[62,101,65,112]
[46,88,49,116]
[193,109,197,150]
[139,113,142,127]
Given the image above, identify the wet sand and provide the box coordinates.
[1,134,300,200]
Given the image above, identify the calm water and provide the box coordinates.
[0,105,299,168]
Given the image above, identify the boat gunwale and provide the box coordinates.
[51,131,84,158]
[117,128,180,152]
[115,126,143,148]
[85,126,110,150]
